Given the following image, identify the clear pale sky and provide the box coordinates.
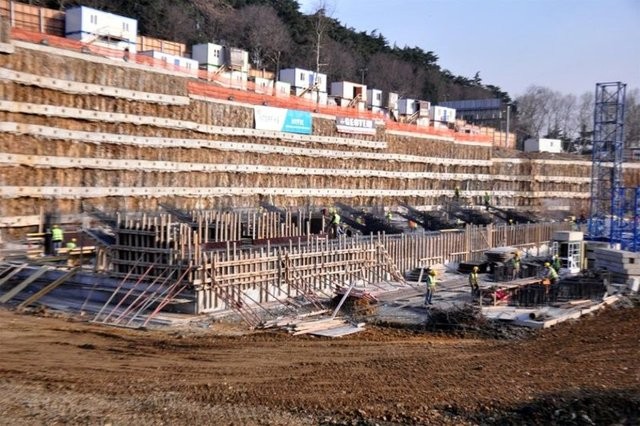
[297,0,640,99]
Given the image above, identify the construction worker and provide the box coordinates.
[469,266,480,298]
[329,209,341,238]
[454,186,460,202]
[511,252,521,280]
[385,210,393,223]
[569,216,578,231]
[552,254,562,273]
[484,192,490,210]
[408,219,418,232]
[424,269,437,305]
[66,238,77,250]
[51,224,63,255]
[544,262,559,285]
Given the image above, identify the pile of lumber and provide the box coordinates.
[26,233,45,258]
[594,248,640,282]
[335,285,377,302]
[263,315,365,338]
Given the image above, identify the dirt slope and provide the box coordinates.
[0,305,638,425]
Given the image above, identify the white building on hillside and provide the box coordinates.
[138,50,198,75]
[279,68,327,104]
[524,137,563,153]
[331,81,367,110]
[65,6,137,53]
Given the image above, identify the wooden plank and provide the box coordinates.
[16,267,80,310]
[0,265,50,303]
[310,324,365,338]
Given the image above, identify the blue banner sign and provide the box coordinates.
[254,106,312,135]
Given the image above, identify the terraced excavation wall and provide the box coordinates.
[1,40,638,227]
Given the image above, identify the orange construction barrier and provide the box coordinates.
[10,27,493,146]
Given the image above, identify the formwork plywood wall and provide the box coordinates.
[0,0,64,35]
[136,35,187,57]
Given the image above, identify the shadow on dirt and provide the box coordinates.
[464,388,640,425]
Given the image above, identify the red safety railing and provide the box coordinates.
[10,27,493,145]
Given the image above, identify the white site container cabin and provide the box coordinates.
[279,68,327,93]
[138,50,198,75]
[330,81,367,104]
[524,137,563,153]
[398,98,417,116]
[65,6,137,53]
[254,77,274,95]
[226,47,250,73]
[366,89,383,108]
[191,43,250,73]
[191,42,225,71]
[219,70,248,90]
[385,92,399,111]
[274,81,291,97]
[430,106,456,123]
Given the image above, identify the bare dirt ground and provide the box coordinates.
[0,304,639,426]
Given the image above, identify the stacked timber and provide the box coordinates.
[594,248,640,282]
[264,315,366,337]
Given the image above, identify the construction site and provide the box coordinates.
[0,2,639,425]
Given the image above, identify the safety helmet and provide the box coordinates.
[72,238,77,242]
[473,266,479,272]
[544,262,550,267]
[429,269,436,276]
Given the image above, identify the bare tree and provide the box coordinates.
[323,38,357,82]
[625,88,640,149]
[515,85,557,138]
[232,5,291,74]
[309,1,335,97]
[571,91,595,154]
[367,52,423,98]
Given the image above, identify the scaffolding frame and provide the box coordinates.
[610,187,640,252]
[588,82,626,242]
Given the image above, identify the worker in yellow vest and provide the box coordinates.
[469,266,480,298]
[544,262,558,285]
[511,252,521,280]
[66,238,77,250]
[424,269,437,305]
[51,224,63,255]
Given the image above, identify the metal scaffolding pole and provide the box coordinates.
[588,82,626,243]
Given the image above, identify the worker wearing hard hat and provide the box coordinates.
[468,266,480,298]
[552,254,562,273]
[51,224,63,255]
[544,262,559,285]
[66,238,77,250]
[511,252,521,280]
[424,269,437,305]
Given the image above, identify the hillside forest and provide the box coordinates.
[26,0,511,104]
